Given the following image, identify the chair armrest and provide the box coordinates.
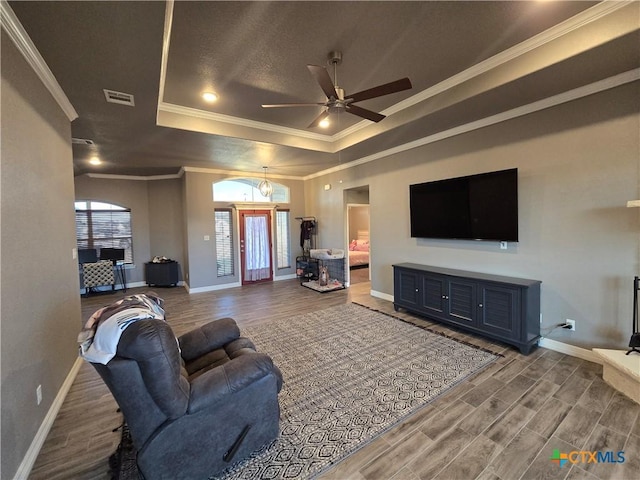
[178,318,240,362]
[187,353,279,414]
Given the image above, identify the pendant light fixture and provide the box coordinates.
[258,166,273,197]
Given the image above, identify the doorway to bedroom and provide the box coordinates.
[345,186,370,286]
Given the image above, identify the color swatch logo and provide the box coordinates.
[550,449,625,467]
[550,449,568,467]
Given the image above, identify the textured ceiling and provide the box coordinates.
[8,1,639,178]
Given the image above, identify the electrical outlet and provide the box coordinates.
[566,319,576,331]
[36,385,42,405]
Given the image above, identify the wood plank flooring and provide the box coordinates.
[28,280,640,480]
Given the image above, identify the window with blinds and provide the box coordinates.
[75,201,133,263]
[215,209,234,277]
[276,210,291,269]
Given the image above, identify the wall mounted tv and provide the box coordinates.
[410,168,518,242]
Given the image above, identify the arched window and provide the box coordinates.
[75,201,133,263]
[212,179,292,271]
[212,178,289,203]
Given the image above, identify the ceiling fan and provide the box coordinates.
[261,51,412,128]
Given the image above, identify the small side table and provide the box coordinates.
[145,261,179,287]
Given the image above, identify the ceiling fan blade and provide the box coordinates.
[346,104,386,123]
[307,110,330,129]
[262,103,325,108]
[346,77,412,103]
[307,64,338,100]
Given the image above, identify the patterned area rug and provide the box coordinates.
[219,303,498,479]
[114,303,498,480]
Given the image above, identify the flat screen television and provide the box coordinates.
[410,168,518,241]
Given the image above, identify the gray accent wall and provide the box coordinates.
[305,83,640,350]
[1,32,82,479]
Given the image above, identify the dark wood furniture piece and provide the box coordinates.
[145,261,179,287]
[393,263,541,354]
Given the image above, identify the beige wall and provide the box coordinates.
[148,179,185,271]
[305,82,640,350]
[1,32,82,479]
[183,171,306,290]
[72,170,307,292]
[74,176,153,285]
[73,176,186,285]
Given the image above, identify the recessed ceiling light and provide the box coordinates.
[202,92,218,103]
[319,118,330,128]
[89,156,101,165]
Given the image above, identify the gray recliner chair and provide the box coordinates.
[91,317,283,480]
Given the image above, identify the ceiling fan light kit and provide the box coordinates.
[261,51,412,129]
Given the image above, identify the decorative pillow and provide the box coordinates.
[349,240,357,251]
[355,239,369,246]
[353,243,369,252]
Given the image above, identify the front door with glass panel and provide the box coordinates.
[240,210,273,285]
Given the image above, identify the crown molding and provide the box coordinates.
[181,166,303,180]
[156,0,174,107]
[84,173,183,181]
[384,0,635,118]
[305,69,640,181]
[158,102,332,143]
[1,0,77,121]
[336,0,637,142]
[157,0,635,150]
[83,68,638,183]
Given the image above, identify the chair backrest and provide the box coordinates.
[91,319,190,449]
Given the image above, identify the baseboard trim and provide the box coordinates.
[187,274,297,293]
[538,337,601,364]
[274,274,297,281]
[13,356,84,480]
[370,289,394,302]
[370,291,602,364]
[187,282,241,294]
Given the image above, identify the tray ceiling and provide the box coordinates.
[7,1,639,178]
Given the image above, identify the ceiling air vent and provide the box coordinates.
[71,137,95,145]
[103,89,135,106]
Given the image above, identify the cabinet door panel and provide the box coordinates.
[396,270,420,307]
[422,275,446,315]
[448,279,476,326]
[478,285,520,339]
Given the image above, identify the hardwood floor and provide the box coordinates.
[29,280,640,480]
[349,267,370,285]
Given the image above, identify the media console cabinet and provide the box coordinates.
[393,263,541,354]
